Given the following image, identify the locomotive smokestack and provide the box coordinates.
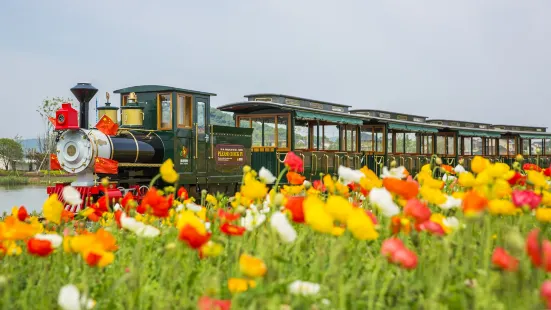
[70,83,98,129]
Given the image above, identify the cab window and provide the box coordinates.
[177,94,193,128]
[157,93,172,130]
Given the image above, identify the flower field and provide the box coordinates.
[3,154,551,309]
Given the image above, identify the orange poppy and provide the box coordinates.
[383,178,418,200]
[462,190,488,216]
[286,171,306,185]
[27,238,54,257]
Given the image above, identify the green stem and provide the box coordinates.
[149,174,161,189]
[273,167,288,194]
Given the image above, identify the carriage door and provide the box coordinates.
[194,97,209,184]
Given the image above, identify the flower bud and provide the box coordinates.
[390,160,397,168]
[515,154,524,162]
[512,162,520,170]
[458,158,465,165]
[436,157,443,165]
[274,193,285,207]
[243,165,251,173]
[504,229,525,257]
[303,180,312,189]
[201,189,207,196]
[101,178,109,187]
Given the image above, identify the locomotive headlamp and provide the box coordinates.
[55,103,79,130]
[57,114,65,125]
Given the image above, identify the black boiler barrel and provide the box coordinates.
[110,130,165,163]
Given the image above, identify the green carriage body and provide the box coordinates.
[111,85,252,195]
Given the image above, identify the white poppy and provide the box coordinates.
[270,212,297,243]
[338,166,364,184]
[454,164,466,174]
[380,166,407,179]
[442,174,456,182]
[175,204,185,212]
[259,167,276,184]
[58,284,95,310]
[240,209,266,231]
[113,203,121,211]
[443,217,460,230]
[34,233,63,248]
[368,187,400,217]
[62,186,82,205]
[288,280,320,296]
[438,195,462,210]
[120,213,160,238]
[185,202,202,212]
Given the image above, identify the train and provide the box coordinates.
[47,82,551,211]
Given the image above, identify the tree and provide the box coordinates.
[36,97,74,174]
[0,137,24,171]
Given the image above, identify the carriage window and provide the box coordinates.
[463,137,472,155]
[239,118,251,128]
[294,121,309,149]
[499,139,508,156]
[388,133,393,153]
[508,138,516,155]
[436,136,446,154]
[361,128,373,152]
[375,127,384,153]
[177,95,193,128]
[158,93,172,130]
[485,138,497,156]
[313,124,320,150]
[532,139,543,155]
[522,139,530,156]
[395,133,405,153]
[251,118,263,147]
[545,139,551,155]
[421,135,432,154]
[323,125,339,150]
[197,101,206,134]
[277,116,288,148]
[473,137,483,155]
[447,136,455,155]
[264,118,276,147]
[343,126,357,152]
[405,133,417,153]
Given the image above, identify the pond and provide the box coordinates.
[0,185,47,214]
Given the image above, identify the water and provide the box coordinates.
[0,185,47,214]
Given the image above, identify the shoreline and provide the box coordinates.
[0,173,76,187]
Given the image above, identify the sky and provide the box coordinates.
[1,0,550,139]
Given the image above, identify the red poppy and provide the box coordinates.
[198,296,231,310]
[217,209,241,221]
[441,164,454,175]
[220,222,246,236]
[541,281,551,306]
[121,192,135,213]
[508,172,527,186]
[178,186,189,200]
[527,228,542,267]
[313,180,326,192]
[417,221,445,236]
[139,188,172,218]
[392,247,418,270]
[404,199,431,223]
[114,210,123,228]
[17,206,28,221]
[381,238,417,269]
[381,238,405,258]
[523,163,542,172]
[283,152,304,173]
[179,225,211,249]
[545,168,551,177]
[285,196,305,223]
[27,238,54,257]
[492,247,519,271]
[86,252,103,266]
